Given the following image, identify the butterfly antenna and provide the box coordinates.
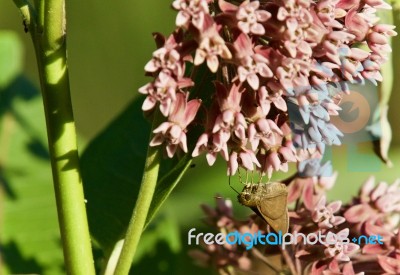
[229,175,240,195]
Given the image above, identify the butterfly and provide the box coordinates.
[237,181,289,234]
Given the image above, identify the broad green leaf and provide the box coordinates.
[145,155,192,228]
[390,4,400,146]
[80,96,192,253]
[367,8,397,164]
[80,97,150,251]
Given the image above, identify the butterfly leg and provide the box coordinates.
[228,175,240,194]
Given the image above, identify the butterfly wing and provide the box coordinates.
[256,182,289,233]
[258,206,289,234]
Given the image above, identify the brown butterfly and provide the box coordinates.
[238,182,289,234]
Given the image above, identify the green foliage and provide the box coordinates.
[367,9,396,166]
[80,96,192,255]
[388,4,400,145]
[0,31,63,274]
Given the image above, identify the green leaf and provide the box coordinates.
[135,212,181,265]
[367,8,396,166]
[390,1,400,146]
[0,31,23,88]
[80,96,192,253]
[145,155,192,228]
[0,75,64,274]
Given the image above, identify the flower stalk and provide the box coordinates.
[114,110,163,274]
[12,0,95,273]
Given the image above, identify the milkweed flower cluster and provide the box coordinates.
[189,198,253,273]
[140,0,396,176]
[190,168,400,274]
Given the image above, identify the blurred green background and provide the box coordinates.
[0,0,399,274]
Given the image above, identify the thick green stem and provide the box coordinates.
[114,112,162,274]
[12,0,95,274]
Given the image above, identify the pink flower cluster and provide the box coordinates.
[140,0,396,176]
[189,198,252,273]
[191,170,400,274]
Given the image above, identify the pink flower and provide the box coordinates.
[150,93,201,157]
[345,8,369,41]
[172,0,210,29]
[258,149,292,178]
[315,0,342,29]
[311,196,345,229]
[248,118,283,151]
[274,0,314,57]
[212,81,247,143]
[344,178,400,227]
[194,17,232,72]
[257,86,287,115]
[140,72,173,116]
[192,132,229,166]
[275,57,310,95]
[364,0,393,9]
[234,33,273,90]
[228,149,261,175]
[361,55,383,85]
[323,260,365,275]
[236,1,270,35]
[144,47,183,77]
[139,71,193,116]
[190,196,254,272]
[378,254,400,274]
[362,223,398,255]
[141,0,397,206]
[324,229,360,261]
[288,162,337,204]
[367,24,397,60]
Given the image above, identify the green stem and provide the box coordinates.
[12,0,95,274]
[114,112,162,274]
